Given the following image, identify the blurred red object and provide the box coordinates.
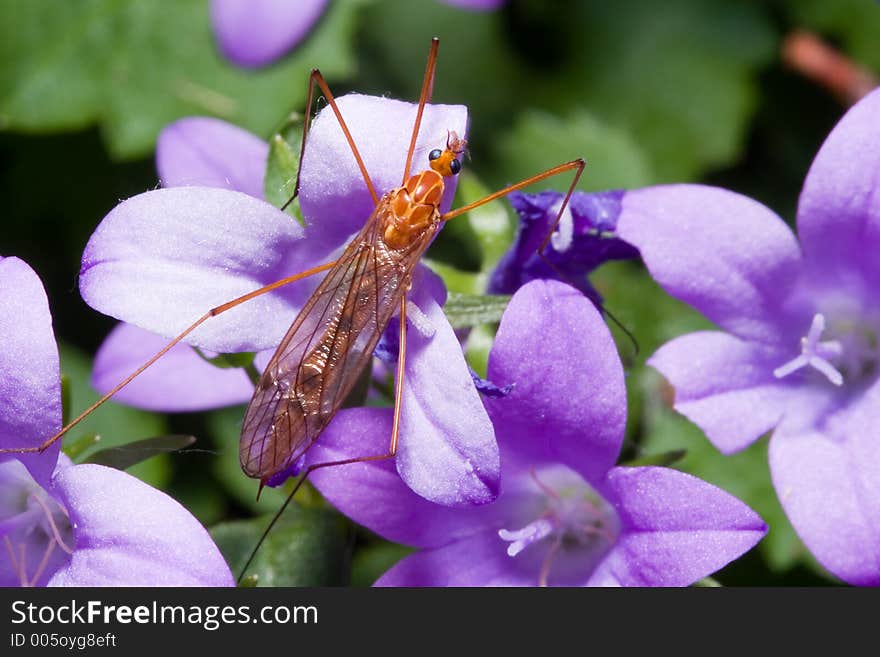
[782,30,877,105]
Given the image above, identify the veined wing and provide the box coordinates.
[239,204,429,481]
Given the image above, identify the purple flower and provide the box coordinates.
[92,117,271,412]
[615,88,880,586]
[304,279,766,586]
[489,189,639,305]
[210,0,504,69]
[80,95,501,506]
[0,256,234,586]
[211,0,329,69]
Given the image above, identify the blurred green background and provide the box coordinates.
[2,0,879,586]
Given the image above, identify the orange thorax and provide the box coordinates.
[381,169,444,250]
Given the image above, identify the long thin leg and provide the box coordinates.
[239,295,409,583]
[452,158,637,356]
[282,68,380,211]
[402,37,440,185]
[0,260,338,456]
[442,157,587,300]
[440,158,585,225]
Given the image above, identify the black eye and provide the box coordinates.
[428,149,442,161]
[449,158,461,175]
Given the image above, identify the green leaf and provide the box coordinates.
[637,371,812,574]
[208,407,292,513]
[360,0,527,147]
[494,109,654,193]
[58,342,170,487]
[557,0,776,181]
[211,505,351,586]
[422,259,481,296]
[192,347,256,370]
[455,171,517,272]
[60,373,71,426]
[0,0,362,159]
[264,113,306,224]
[61,432,102,461]
[360,0,775,182]
[464,324,496,380]
[443,292,510,329]
[621,448,687,468]
[427,171,516,296]
[350,541,414,587]
[83,434,196,470]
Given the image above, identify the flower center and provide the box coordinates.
[497,468,619,586]
[773,313,878,387]
[2,482,74,587]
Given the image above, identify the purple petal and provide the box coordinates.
[156,117,268,199]
[0,257,61,488]
[92,323,260,412]
[394,269,499,506]
[586,467,767,586]
[486,279,626,484]
[617,185,806,346]
[489,190,638,303]
[307,407,503,547]
[798,88,880,302]
[769,381,880,586]
[0,459,71,587]
[375,530,531,587]
[299,94,468,249]
[80,186,324,353]
[47,463,234,586]
[649,331,796,454]
[210,0,328,68]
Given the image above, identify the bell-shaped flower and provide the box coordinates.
[304,279,766,586]
[0,256,233,586]
[616,88,880,586]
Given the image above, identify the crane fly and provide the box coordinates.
[2,37,584,534]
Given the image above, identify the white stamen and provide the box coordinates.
[498,518,554,557]
[773,313,844,386]
[549,200,574,253]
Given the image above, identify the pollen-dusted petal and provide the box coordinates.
[394,269,500,506]
[649,331,795,454]
[486,279,626,484]
[0,257,62,489]
[79,186,323,353]
[210,0,328,68]
[299,94,468,250]
[306,408,503,548]
[586,467,767,587]
[156,117,268,199]
[47,463,234,586]
[617,184,806,346]
[769,380,880,586]
[91,323,264,412]
[797,87,880,301]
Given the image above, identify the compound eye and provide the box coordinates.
[449,158,461,175]
[428,149,442,161]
